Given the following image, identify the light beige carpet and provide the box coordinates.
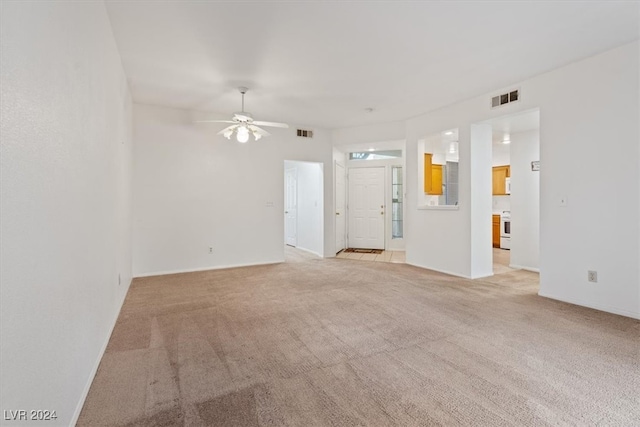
[78,248,640,426]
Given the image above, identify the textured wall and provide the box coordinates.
[0,2,133,425]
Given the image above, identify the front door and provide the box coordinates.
[335,162,346,253]
[348,167,385,249]
[284,167,297,246]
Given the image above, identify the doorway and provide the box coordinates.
[283,161,324,257]
[484,109,540,274]
[348,166,385,250]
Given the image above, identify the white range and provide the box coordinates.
[500,211,511,250]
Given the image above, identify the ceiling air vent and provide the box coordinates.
[491,89,519,108]
[297,129,313,138]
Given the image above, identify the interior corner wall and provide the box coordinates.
[132,104,334,277]
[0,2,133,425]
[510,130,540,271]
[403,40,639,318]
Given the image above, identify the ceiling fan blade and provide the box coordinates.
[252,120,289,128]
[217,124,238,135]
[248,125,271,137]
[195,120,237,124]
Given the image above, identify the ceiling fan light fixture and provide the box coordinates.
[223,128,234,139]
[236,126,250,143]
[197,87,289,143]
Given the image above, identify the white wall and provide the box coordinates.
[492,196,511,211]
[406,115,474,277]
[332,121,405,146]
[404,41,639,317]
[510,130,540,271]
[470,124,493,278]
[534,43,639,318]
[133,104,334,276]
[285,161,324,256]
[0,2,133,425]
[492,143,511,166]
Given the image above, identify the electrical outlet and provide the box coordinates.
[209,247,213,254]
[588,270,598,283]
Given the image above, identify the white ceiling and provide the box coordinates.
[105,1,639,129]
[487,109,540,144]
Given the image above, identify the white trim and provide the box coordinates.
[509,264,540,273]
[134,260,283,278]
[538,291,640,320]
[294,245,324,258]
[406,262,473,279]
[417,205,460,210]
[70,278,132,426]
[470,271,495,280]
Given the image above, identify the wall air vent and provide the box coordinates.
[491,89,519,108]
[297,129,313,138]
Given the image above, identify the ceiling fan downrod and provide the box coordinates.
[239,86,248,112]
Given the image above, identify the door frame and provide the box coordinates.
[347,166,386,250]
[334,161,346,254]
[284,166,298,247]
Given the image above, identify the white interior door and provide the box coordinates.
[285,167,297,246]
[348,167,385,249]
[335,162,346,253]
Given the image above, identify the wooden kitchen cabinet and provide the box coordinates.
[492,165,510,195]
[492,214,501,247]
[424,153,443,195]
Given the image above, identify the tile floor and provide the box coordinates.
[336,248,513,272]
[336,250,406,263]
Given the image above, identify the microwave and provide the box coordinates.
[505,177,511,194]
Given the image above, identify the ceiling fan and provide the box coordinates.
[196,87,289,143]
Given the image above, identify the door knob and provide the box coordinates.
[285,211,289,214]
[336,212,340,215]
[380,212,384,215]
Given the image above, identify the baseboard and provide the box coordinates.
[69,277,133,426]
[133,260,283,278]
[405,261,473,279]
[470,271,495,280]
[538,291,640,320]
[509,263,540,273]
[293,246,323,258]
